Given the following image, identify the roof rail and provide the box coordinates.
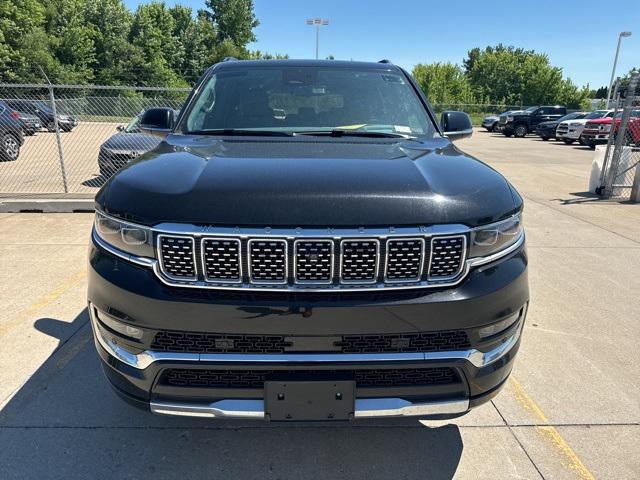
[222,57,238,62]
[378,59,392,64]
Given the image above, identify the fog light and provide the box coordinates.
[478,311,521,339]
[95,308,144,340]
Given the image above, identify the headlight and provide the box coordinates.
[94,211,154,258]
[469,214,523,259]
[602,124,611,132]
[506,116,514,122]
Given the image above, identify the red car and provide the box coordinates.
[582,109,640,149]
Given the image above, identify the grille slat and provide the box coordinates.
[162,367,460,389]
[385,238,424,282]
[155,231,472,289]
[202,238,242,282]
[340,240,379,283]
[248,239,288,284]
[294,240,333,284]
[158,235,197,280]
[429,236,466,279]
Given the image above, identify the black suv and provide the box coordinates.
[0,101,25,161]
[89,60,528,422]
[5,99,77,132]
[500,105,567,137]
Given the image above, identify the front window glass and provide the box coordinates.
[524,106,538,113]
[182,66,435,137]
[585,110,607,119]
[559,112,585,121]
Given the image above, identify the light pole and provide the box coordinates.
[306,18,329,59]
[605,31,632,108]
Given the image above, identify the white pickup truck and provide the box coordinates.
[555,109,615,145]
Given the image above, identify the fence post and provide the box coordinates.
[630,162,640,203]
[40,67,68,193]
[603,74,639,197]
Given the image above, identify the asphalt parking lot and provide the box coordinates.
[1,129,639,479]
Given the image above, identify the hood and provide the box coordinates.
[586,118,613,125]
[564,119,590,126]
[101,132,161,153]
[538,120,559,127]
[97,135,519,228]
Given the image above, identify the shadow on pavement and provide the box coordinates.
[0,309,464,479]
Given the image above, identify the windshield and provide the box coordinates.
[614,110,640,118]
[35,101,53,114]
[524,106,538,113]
[559,112,585,121]
[181,66,435,137]
[585,110,608,119]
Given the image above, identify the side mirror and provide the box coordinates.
[441,111,473,141]
[139,108,176,138]
[116,125,125,132]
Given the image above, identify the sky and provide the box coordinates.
[125,0,639,89]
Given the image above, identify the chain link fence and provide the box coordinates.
[598,73,640,201]
[0,84,189,197]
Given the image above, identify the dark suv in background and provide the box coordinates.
[89,59,528,422]
[500,105,567,137]
[5,99,77,132]
[0,100,25,161]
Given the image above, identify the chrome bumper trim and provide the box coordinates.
[149,397,470,419]
[90,305,524,371]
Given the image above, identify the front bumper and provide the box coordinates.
[88,236,529,421]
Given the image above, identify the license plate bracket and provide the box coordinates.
[265,380,355,422]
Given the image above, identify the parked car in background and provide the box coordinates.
[97,112,164,178]
[535,111,586,141]
[13,111,41,136]
[482,111,513,132]
[0,101,25,161]
[5,99,77,132]
[556,110,614,145]
[500,106,567,137]
[581,117,614,149]
[609,109,640,146]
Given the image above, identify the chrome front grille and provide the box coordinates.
[428,236,465,279]
[385,238,425,282]
[294,240,333,284]
[340,240,379,283]
[248,239,288,284]
[158,235,197,280]
[155,229,472,291]
[202,238,241,282]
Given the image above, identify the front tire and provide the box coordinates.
[563,138,575,145]
[514,125,527,138]
[46,121,56,132]
[1,133,20,161]
[540,135,549,141]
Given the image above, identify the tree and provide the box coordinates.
[202,0,258,47]
[412,62,477,105]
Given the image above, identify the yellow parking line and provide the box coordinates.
[0,268,86,337]
[510,376,595,480]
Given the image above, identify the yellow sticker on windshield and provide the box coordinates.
[335,124,367,130]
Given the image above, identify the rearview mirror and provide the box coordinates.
[441,111,473,141]
[140,108,176,138]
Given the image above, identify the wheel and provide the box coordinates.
[589,144,596,150]
[563,138,575,145]
[514,124,527,138]
[46,121,56,132]
[540,135,549,141]
[578,136,585,145]
[0,133,20,161]
[490,123,497,132]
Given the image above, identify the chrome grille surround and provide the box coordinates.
[294,239,334,284]
[157,234,197,281]
[428,235,466,280]
[201,237,242,283]
[247,239,288,285]
[339,239,380,284]
[384,238,425,283]
[95,212,524,292]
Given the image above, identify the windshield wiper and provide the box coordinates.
[188,129,293,137]
[293,129,415,139]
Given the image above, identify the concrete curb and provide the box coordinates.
[0,198,95,213]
